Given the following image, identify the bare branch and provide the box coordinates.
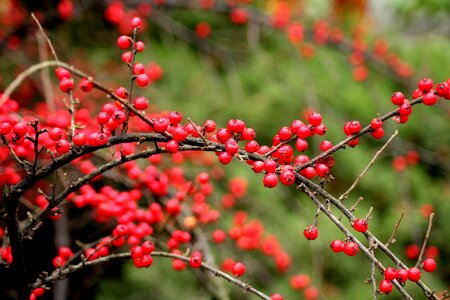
[415,213,435,268]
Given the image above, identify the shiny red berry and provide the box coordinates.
[408,267,421,282]
[391,91,405,105]
[352,218,368,232]
[384,267,397,281]
[308,112,322,126]
[231,262,246,276]
[117,35,131,49]
[343,241,359,256]
[330,240,344,252]
[418,78,433,92]
[422,258,436,272]
[303,225,318,240]
[379,279,393,294]
[263,173,278,188]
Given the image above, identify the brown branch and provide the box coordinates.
[385,211,405,247]
[415,213,435,268]
[32,251,271,300]
[339,130,399,200]
[188,117,210,145]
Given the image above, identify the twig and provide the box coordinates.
[349,197,364,213]
[369,238,378,300]
[188,118,209,145]
[415,213,435,268]
[264,135,297,157]
[339,130,398,200]
[0,135,32,174]
[365,207,373,221]
[31,13,60,62]
[385,211,405,247]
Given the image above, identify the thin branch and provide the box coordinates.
[385,211,405,247]
[0,135,32,174]
[415,213,435,268]
[31,13,59,62]
[339,130,399,200]
[188,118,209,145]
[32,251,271,300]
[264,135,297,157]
[350,197,364,213]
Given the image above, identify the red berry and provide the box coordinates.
[303,225,318,240]
[117,35,131,49]
[343,241,359,256]
[130,17,143,29]
[134,41,145,52]
[79,78,93,92]
[405,244,420,259]
[271,294,283,300]
[169,111,183,125]
[121,51,132,63]
[33,287,45,297]
[398,102,412,116]
[422,258,437,272]
[73,132,87,146]
[263,173,278,188]
[308,112,322,126]
[352,218,368,232]
[55,67,70,80]
[264,159,277,173]
[408,267,421,282]
[225,138,239,155]
[280,170,295,186]
[384,267,397,281]
[142,241,155,254]
[227,119,245,133]
[134,96,149,110]
[319,140,332,151]
[330,240,344,253]
[203,120,216,133]
[379,279,393,294]
[59,78,74,93]
[55,139,71,155]
[278,126,292,140]
[13,122,28,136]
[295,138,309,152]
[132,63,146,75]
[418,78,433,92]
[0,122,12,135]
[218,152,232,164]
[231,262,246,276]
[166,140,179,153]
[347,121,361,135]
[300,166,315,179]
[49,128,64,141]
[245,140,259,153]
[130,245,144,259]
[290,274,311,289]
[115,87,128,98]
[371,127,384,139]
[136,74,150,87]
[112,110,126,124]
[412,88,423,99]
[315,163,329,177]
[212,230,226,244]
[422,92,437,106]
[391,91,405,105]
[396,268,408,283]
[314,124,327,135]
[189,253,202,268]
[370,118,383,130]
[230,8,248,25]
[436,82,449,96]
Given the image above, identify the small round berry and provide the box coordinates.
[134,41,145,52]
[398,103,412,116]
[55,139,71,155]
[319,140,333,151]
[13,122,28,136]
[263,173,278,188]
[218,152,232,164]
[384,267,397,281]
[408,267,421,282]
[55,67,70,80]
[33,287,45,297]
[315,163,329,177]
[370,118,383,130]
[130,17,143,29]
[412,88,423,99]
[278,126,292,140]
[59,78,74,93]
[422,92,437,106]
[49,128,64,141]
[436,82,449,96]
[371,127,384,139]
[391,91,405,105]
[280,170,295,186]
[405,244,420,259]
[142,241,155,254]
[130,245,144,259]
[300,166,315,179]
[379,279,393,294]
[308,112,322,126]
[121,51,133,63]
[169,111,183,124]
[271,294,283,300]
[203,120,216,133]
[343,241,359,256]
[136,74,150,87]
[352,218,368,232]
[132,63,146,75]
[418,78,433,92]
[422,258,437,272]
[314,124,327,135]
[303,225,318,240]
[73,132,87,146]
[225,138,239,155]
[212,230,227,244]
[117,35,131,49]
[189,253,202,268]
[79,78,93,92]
[166,140,179,153]
[264,159,277,173]
[330,240,344,253]
[347,121,361,135]
[0,122,12,135]
[112,110,127,124]
[396,268,408,283]
[231,262,245,277]
[115,87,128,98]
[295,138,309,152]
[134,96,149,110]
[245,140,259,153]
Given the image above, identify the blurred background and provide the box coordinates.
[0,0,449,299]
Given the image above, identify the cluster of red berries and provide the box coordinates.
[130,241,155,268]
[329,240,360,256]
[51,246,74,268]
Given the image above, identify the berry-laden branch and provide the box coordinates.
[31,251,271,300]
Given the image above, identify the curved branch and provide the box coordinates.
[32,251,271,300]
